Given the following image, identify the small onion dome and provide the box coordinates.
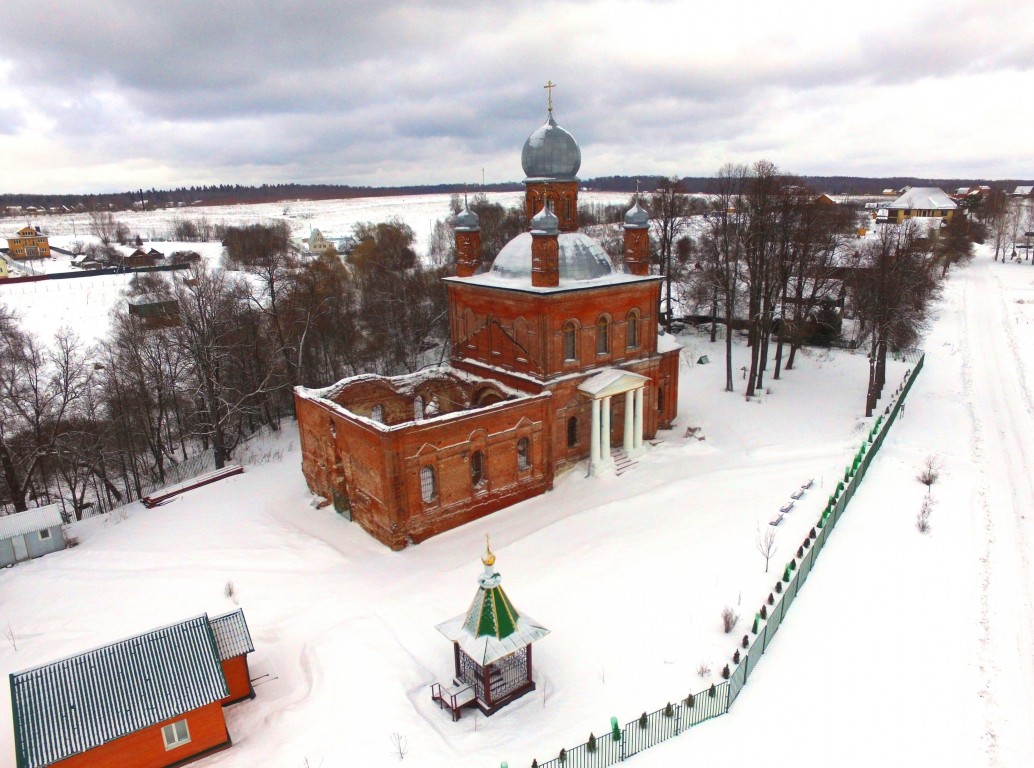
[482,535,496,567]
[624,199,650,228]
[530,204,559,235]
[455,205,480,231]
[521,113,581,180]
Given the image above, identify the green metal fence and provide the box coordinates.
[521,355,924,768]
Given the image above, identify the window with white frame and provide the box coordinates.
[37,528,51,541]
[162,719,191,750]
[562,321,577,361]
[420,466,437,503]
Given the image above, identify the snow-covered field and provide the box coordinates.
[2,206,1033,766]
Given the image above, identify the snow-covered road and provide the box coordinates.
[961,258,1034,766]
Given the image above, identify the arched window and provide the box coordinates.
[567,416,579,447]
[471,450,485,487]
[563,321,577,361]
[626,310,640,349]
[517,437,530,470]
[413,395,424,420]
[657,387,664,413]
[596,316,610,355]
[371,404,384,423]
[420,466,437,502]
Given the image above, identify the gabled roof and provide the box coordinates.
[1014,185,1033,196]
[209,609,255,660]
[10,615,230,768]
[888,187,957,210]
[0,505,63,540]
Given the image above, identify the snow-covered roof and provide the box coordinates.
[1013,186,1033,196]
[888,187,957,211]
[577,368,649,397]
[209,608,255,660]
[657,332,683,355]
[10,614,229,768]
[0,504,63,539]
[436,555,549,666]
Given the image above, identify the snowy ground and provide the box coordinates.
[2,238,1031,767]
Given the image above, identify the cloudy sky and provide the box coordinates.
[1,0,1032,194]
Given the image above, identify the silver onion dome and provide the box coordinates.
[455,205,480,231]
[521,114,581,180]
[624,199,650,228]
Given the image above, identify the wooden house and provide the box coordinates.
[9,611,255,768]
[886,187,957,223]
[209,609,256,704]
[127,294,180,329]
[122,248,161,269]
[432,543,549,719]
[6,227,50,260]
[0,505,66,567]
[0,254,8,280]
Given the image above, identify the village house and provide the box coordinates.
[9,610,255,768]
[304,228,333,254]
[0,504,66,567]
[127,294,181,329]
[5,226,51,259]
[885,187,957,223]
[295,95,680,550]
[0,254,9,280]
[1012,185,1034,197]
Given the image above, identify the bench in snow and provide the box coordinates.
[141,464,243,508]
[769,513,784,526]
[779,501,795,514]
[801,478,814,490]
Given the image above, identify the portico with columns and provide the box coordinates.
[578,369,649,474]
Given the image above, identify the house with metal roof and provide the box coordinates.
[209,609,256,705]
[886,187,957,223]
[9,611,256,768]
[0,505,66,567]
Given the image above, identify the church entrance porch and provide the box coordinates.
[577,369,649,476]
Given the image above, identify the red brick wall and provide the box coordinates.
[524,181,578,232]
[51,702,229,768]
[220,655,253,704]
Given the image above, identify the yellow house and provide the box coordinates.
[305,228,331,254]
[0,255,9,279]
[6,226,51,259]
[886,188,957,223]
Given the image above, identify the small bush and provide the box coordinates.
[721,664,730,679]
[760,604,768,619]
[917,495,933,533]
[685,693,695,708]
[708,683,716,698]
[697,662,711,678]
[796,545,804,558]
[767,592,774,605]
[587,734,597,753]
[742,634,749,649]
[639,712,648,729]
[775,581,783,594]
[809,527,817,539]
[559,747,567,763]
[732,649,740,664]
[223,580,238,604]
[917,455,942,490]
[664,702,674,718]
[721,606,739,633]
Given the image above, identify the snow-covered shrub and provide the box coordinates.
[742,634,750,648]
[721,606,739,633]
[685,692,696,708]
[917,455,942,490]
[697,662,711,677]
[721,664,730,679]
[732,649,741,664]
[664,702,674,718]
[708,683,716,698]
[639,712,648,729]
[767,592,774,605]
[760,604,768,620]
[917,495,933,533]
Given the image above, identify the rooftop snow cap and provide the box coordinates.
[521,113,581,180]
[455,204,480,231]
[530,202,559,234]
[491,232,614,281]
[624,199,650,228]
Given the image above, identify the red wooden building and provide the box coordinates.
[9,611,255,768]
[296,92,681,550]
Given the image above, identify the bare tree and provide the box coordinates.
[756,523,778,573]
[649,177,692,332]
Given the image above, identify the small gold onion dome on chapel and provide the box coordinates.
[482,534,496,567]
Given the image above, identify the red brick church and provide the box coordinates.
[295,92,680,550]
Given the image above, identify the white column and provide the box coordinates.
[623,390,635,454]
[601,396,612,459]
[633,387,644,451]
[590,397,601,469]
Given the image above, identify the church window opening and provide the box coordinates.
[626,310,640,349]
[596,316,610,355]
[517,437,530,470]
[563,321,577,361]
[414,395,424,420]
[420,466,437,502]
[371,404,384,423]
[471,450,485,487]
[657,387,664,413]
[567,416,579,447]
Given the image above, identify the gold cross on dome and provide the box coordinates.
[544,80,556,113]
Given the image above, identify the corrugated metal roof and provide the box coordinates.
[209,609,255,660]
[10,615,229,768]
[0,505,64,540]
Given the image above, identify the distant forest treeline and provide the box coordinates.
[3,175,1032,210]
